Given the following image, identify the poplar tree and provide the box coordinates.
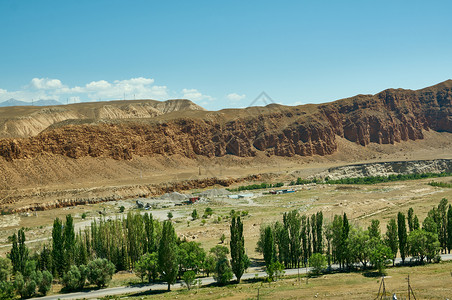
[407,207,414,232]
[438,198,448,252]
[263,226,275,268]
[9,229,28,274]
[158,220,178,291]
[447,204,452,253]
[63,214,75,271]
[310,214,317,255]
[144,213,155,253]
[315,211,323,253]
[385,218,398,266]
[230,216,249,282]
[52,218,64,276]
[342,213,350,268]
[397,212,407,263]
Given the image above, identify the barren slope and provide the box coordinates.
[0,81,451,211]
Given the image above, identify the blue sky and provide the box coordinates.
[0,0,451,110]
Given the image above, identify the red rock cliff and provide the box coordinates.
[0,80,451,161]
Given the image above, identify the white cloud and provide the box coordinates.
[226,93,246,101]
[182,88,214,101]
[31,78,64,90]
[85,80,111,90]
[0,77,221,106]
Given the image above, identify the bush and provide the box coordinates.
[38,270,53,295]
[81,212,87,219]
[214,258,233,285]
[87,259,115,288]
[191,209,198,220]
[182,270,196,290]
[309,253,327,275]
[0,281,15,300]
[266,261,285,281]
[63,265,87,291]
[119,206,125,213]
[134,252,159,283]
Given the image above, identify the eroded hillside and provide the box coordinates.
[0,80,451,161]
[0,99,205,138]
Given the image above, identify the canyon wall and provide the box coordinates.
[0,80,451,161]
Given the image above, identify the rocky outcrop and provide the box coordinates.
[312,159,452,180]
[0,80,451,161]
[0,99,205,138]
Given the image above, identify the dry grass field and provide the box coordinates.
[102,261,452,300]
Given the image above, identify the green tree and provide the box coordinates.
[37,270,53,295]
[87,258,115,288]
[263,226,276,269]
[407,207,414,232]
[167,211,173,220]
[14,272,36,299]
[158,220,179,291]
[52,218,64,276]
[308,253,327,275]
[447,204,452,253]
[437,198,448,252]
[230,216,249,282]
[38,245,53,272]
[191,209,198,220]
[62,265,87,291]
[423,216,437,234]
[0,281,14,300]
[63,214,76,272]
[9,228,28,275]
[368,219,381,240]
[385,218,398,266]
[210,245,229,260]
[203,255,216,277]
[204,207,213,217]
[348,227,371,268]
[324,221,334,267]
[182,270,196,290]
[408,229,440,262]
[397,212,408,263]
[144,213,156,253]
[283,210,302,268]
[266,261,285,281]
[135,252,159,283]
[369,244,392,275]
[315,211,323,253]
[413,215,420,230]
[0,257,11,281]
[214,258,233,285]
[178,241,206,273]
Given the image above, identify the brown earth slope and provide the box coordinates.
[0,98,205,138]
[0,80,451,161]
[0,81,451,211]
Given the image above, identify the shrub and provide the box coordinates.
[38,270,53,295]
[87,259,115,288]
[214,258,233,285]
[63,265,87,291]
[308,253,327,275]
[182,270,196,290]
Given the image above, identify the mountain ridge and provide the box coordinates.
[0,80,450,161]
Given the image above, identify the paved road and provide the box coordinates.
[31,254,452,300]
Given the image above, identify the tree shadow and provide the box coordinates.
[128,289,168,297]
[363,271,386,278]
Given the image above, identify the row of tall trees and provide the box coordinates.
[2,213,250,297]
[258,198,451,273]
[257,211,323,269]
